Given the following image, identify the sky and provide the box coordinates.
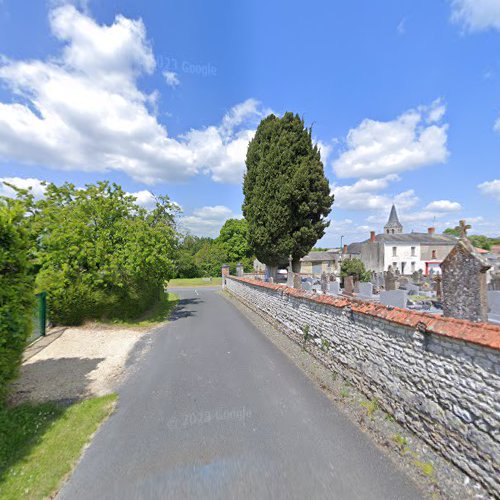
[0,0,498,247]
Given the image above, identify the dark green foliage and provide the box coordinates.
[193,241,228,277]
[341,258,371,282]
[0,200,34,400]
[15,182,178,325]
[243,112,333,268]
[443,228,500,250]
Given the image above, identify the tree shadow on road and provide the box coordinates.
[169,298,201,321]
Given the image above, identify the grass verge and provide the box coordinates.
[108,292,179,327]
[0,394,117,499]
[168,277,222,288]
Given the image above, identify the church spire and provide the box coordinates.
[384,205,403,234]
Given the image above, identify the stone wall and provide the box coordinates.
[226,276,500,496]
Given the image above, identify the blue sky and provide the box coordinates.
[0,0,498,246]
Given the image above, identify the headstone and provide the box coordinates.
[236,262,244,277]
[287,255,294,287]
[433,275,442,300]
[380,290,408,309]
[488,291,500,323]
[358,282,373,299]
[385,266,396,291]
[405,283,420,294]
[411,270,420,283]
[328,282,340,295]
[293,273,302,290]
[344,276,354,296]
[354,280,360,293]
[321,271,328,294]
[303,281,312,292]
[441,229,491,322]
[399,277,409,287]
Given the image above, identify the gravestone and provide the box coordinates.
[358,282,373,299]
[344,276,354,296]
[354,280,360,293]
[385,266,397,291]
[236,262,244,277]
[293,273,302,290]
[321,272,328,294]
[399,277,409,287]
[489,269,500,291]
[287,255,294,287]
[380,290,408,309]
[441,223,491,322]
[433,275,442,300]
[405,283,420,294]
[411,271,420,283]
[328,282,340,295]
[302,281,312,291]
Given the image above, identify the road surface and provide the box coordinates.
[60,287,422,499]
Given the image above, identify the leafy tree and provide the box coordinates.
[443,228,499,250]
[243,112,333,277]
[340,258,370,282]
[215,218,254,271]
[13,182,178,325]
[0,199,34,399]
[194,241,228,277]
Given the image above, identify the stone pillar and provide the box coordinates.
[221,264,230,289]
[441,238,491,322]
[236,262,244,277]
[433,275,442,300]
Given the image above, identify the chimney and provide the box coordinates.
[370,231,376,242]
[428,227,435,235]
[343,244,348,254]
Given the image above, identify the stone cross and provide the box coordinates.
[441,237,491,322]
[344,275,354,296]
[455,219,471,239]
[385,266,396,291]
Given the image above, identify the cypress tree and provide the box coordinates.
[242,112,333,276]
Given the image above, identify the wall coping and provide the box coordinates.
[227,276,500,350]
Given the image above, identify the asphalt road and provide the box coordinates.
[59,287,422,500]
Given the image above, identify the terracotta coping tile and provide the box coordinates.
[228,276,500,350]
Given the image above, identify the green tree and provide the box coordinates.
[215,218,254,271]
[0,199,34,399]
[340,258,370,282]
[243,112,333,278]
[194,241,227,277]
[443,228,499,250]
[14,182,178,325]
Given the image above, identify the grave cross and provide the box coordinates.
[455,219,471,239]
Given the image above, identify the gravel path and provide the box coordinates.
[10,324,153,404]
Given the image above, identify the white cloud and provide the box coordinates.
[494,117,500,133]
[425,200,462,212]
[332,100,449,179]
[180,205,239,237]
[128,189,156,209]
[478,179,500,201]
[163,70,179,87]
[316,140,332,164]
[449,0,500,32]
[0,177,46,199]
[0,6,266,185]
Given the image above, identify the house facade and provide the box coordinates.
[347,205,457,275]
[300,250,340,275]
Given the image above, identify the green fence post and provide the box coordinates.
[37,292,47,337]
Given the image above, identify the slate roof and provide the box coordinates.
[301,251,338,262]
[384,204,403,230]
[347,233,458,252]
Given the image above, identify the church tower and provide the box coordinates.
[384,205,403,234]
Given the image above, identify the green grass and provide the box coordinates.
[168,277,222,288]
[0,394,117,499]
[360,398,379,419]
[108,292,179,327]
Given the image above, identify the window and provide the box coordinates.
[411,262,416,272]
[392,262,397,269]
[411,246,416,256]
[432,250,436,259]
[392,246,397,257]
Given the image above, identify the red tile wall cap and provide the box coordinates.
[228,276,500,350]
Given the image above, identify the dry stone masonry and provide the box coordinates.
[225,276,500,496]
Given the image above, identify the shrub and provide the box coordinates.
[0,201,34,399]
